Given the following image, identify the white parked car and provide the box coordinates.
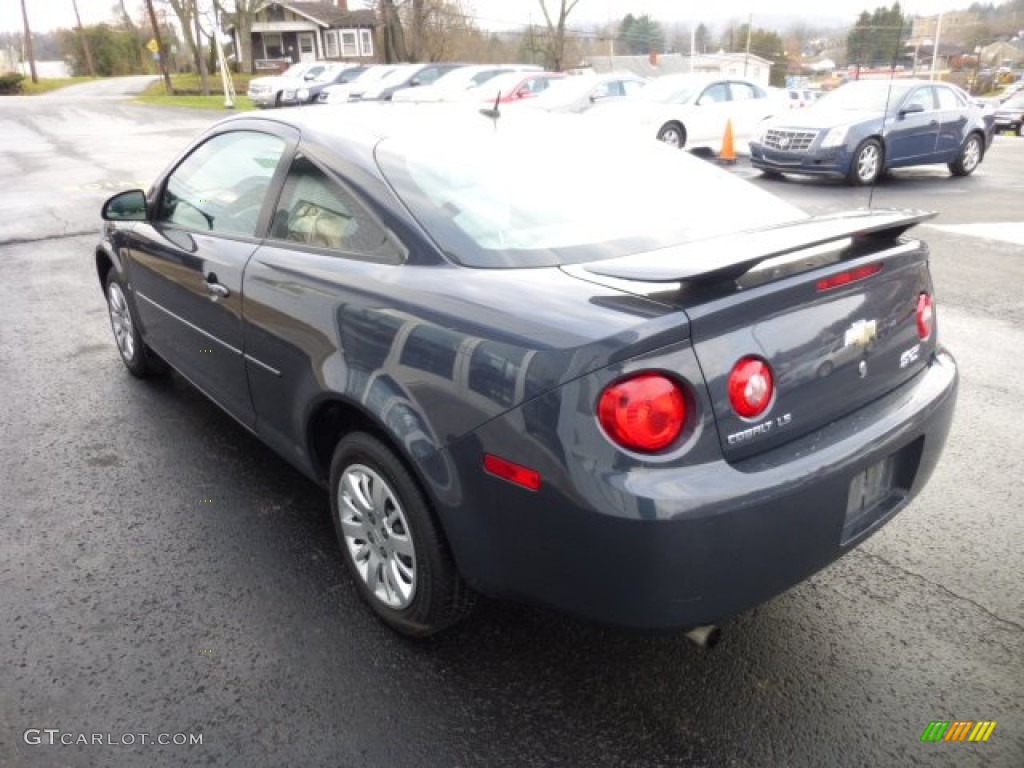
[588,74,787,153]
[392,64,540,103]
[247,62,329,108]
[318,65,408,104]
[516,72,647,113]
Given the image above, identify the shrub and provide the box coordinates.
[0,72,25,94]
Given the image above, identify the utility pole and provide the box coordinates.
[744,12,752,77]
[19,0,38,83]
[929,12,943,81]
[71,0,97,77]
[144,0,174,94]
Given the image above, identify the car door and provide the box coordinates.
[240,152,406,461]
[726,81,771,143]
[934,84,970,159]
[689,81,732,147]
[125,124,295,427]
[886,86,940,165]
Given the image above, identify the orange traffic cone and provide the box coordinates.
[718,119,736,165]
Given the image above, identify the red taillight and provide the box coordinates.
[728,357,775,419]
[816,263,883,292]
[916,292,933,341]
[598,373,686,453]
[483,454,541,491]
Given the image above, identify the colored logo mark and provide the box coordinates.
[921,720,996,742]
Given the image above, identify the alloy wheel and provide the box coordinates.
[107,281,135,363]
[338,463,417,610]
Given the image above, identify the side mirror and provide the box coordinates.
[102,189,148,222]
[516,87,532,98]
[409,78,422,87]
[900,103,926,116]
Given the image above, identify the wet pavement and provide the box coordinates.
[1,80,1022,767]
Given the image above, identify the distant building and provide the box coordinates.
[980,40,1024,68]
[587,52,772,86]
[226,1,378,72]
[908,12,980,49]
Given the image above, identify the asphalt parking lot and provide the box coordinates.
[1,81,1022,767]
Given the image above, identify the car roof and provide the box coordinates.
[215,103,589,157]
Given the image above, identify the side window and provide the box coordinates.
[729,82,756,101]
[698,83,730,104]
[622,79,644,96]
[935,86,962,109]
[269,155,402,262]
[905,87,936,111]
[158,131,285,237]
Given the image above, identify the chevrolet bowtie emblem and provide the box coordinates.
[844,319,878,349]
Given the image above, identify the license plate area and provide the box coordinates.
[842,451,905,544]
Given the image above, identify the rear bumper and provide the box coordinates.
[750,142,851,178]
[441,350,957,629]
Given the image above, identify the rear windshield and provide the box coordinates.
[376,116,804,268]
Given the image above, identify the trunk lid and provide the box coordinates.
[566,209,938,461]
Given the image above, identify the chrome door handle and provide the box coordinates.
[204,275,230,299]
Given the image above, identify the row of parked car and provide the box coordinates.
[247,61,998,185]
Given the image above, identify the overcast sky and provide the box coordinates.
[1,0,1007,35]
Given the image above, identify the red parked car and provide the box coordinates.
[468,71,566,104]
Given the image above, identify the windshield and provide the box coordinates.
[376,116,805,268]
[815,81,916,112]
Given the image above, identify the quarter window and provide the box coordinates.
[269,155,402,262]
[158,131,285,238]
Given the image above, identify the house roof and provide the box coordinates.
[255,2,377,28]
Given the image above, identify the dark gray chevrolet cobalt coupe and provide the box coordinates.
[96,105,957,639]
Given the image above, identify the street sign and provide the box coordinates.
[146,39,159,53]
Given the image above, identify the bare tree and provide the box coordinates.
[537,0,582,71]
[71,0,96,76]
[221,0,260,73]
[378,0,410,62]
[19,0,37,83]
[143,0,173,93]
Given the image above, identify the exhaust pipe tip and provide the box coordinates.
[684,624,721,650]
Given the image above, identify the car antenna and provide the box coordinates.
[479,90,501,120]
[870,15,907,209]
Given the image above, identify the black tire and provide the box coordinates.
[948,133,983,177]
[760,170,784,180]
[1016,123,1023,137]
[656,121,686,149]
[846,138,884,186]
[274,92,282,108]
[104,271,167,378]
[329,432,474,637]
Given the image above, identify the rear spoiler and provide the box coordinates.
[582,209,936,284]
